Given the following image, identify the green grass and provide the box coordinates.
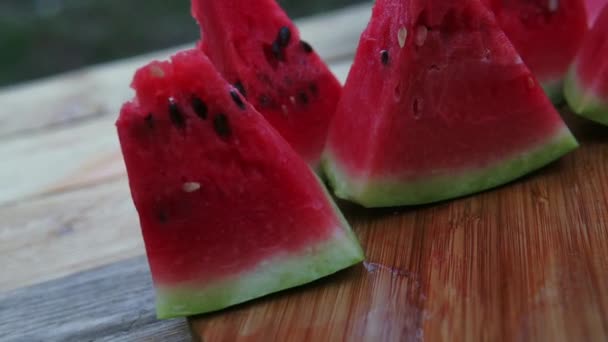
[0,0,366,88]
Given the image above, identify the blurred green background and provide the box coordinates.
[0,0,364,88]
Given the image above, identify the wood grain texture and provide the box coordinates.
[189,113,608,341]
[0,117,124,206]
[0,59,353,207]
[0,3,370,140]
[0,256,190,342]
[0,179,143,292]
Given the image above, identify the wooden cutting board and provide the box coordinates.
[189,111,608,341]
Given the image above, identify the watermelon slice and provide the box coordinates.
[564,4,608,125]
[586,0,608,25]
[323,0,579,208]
[191,0,342,167]
[116,49,364,318]
[483,0,588,102]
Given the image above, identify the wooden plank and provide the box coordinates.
[0,256,190,342]
[0,59,353,206]
[0,3,369,139]
[0,118,124,206]
[0,179,142,292]
[0,46,183,141]
[187,114,608,341]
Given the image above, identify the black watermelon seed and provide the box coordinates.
[300,40,313,53]
[271,41,284,61]
[297,92,309,105]
[157,210,168,223]
[258,94,272,108]
[144,113,154,128]
[380,50,389,65]
[213,114,231,138]
[168,99,186,128]
[191,96,208,119]
[277,26,292,47]
[234,81,247,98]
[230,90,246,110]
[309,83,319,96]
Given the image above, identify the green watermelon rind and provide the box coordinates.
[156,230,363,318]
[154,179,364,319]
[322,128,578,208]
[564,68,608,126]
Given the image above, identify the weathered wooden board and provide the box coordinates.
[189,113,608,341]
[0,256,191,342]
[0,179,143,292]
[0,118,124,206]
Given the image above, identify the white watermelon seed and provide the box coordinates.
[528,77,536,89]
[514,55,524,65]
[289,96,297,105]
[548,0,559,12]
[182,182,201,193]
[398,27,408,48]
[415,26,428,47]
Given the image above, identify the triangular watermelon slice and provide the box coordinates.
[191,0,342,167]
[323,0,578,208]
[483,0,588,102]
[565,3,608,125]
[116,49,364,318]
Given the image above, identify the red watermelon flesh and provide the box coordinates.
[586,0,608,24]
[564,4,608,125]
[191,0,342,167]
[116,49,363,318]
[483,0,588,102]
[323,0,578,208]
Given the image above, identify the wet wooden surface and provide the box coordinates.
[1,2,608,341]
